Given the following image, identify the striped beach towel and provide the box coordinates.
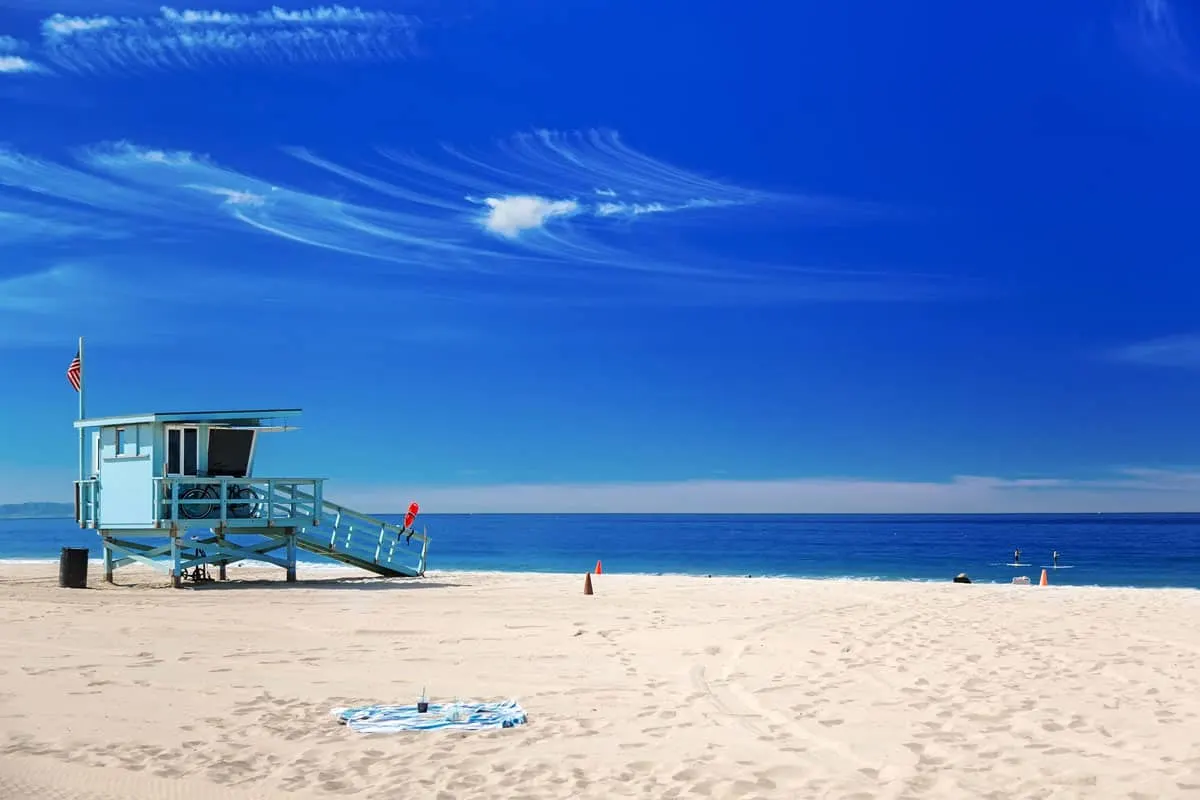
[332,699,528,733]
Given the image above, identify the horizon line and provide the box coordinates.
[6,508,1200,519]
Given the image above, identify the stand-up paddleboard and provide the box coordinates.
[1040,564,1074,569]
[1005,562,1032,567]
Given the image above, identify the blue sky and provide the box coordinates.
[2,0,1200,512]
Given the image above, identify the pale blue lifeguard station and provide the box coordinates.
[72,408,429,588]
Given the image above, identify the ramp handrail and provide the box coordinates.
[276,485,430,577]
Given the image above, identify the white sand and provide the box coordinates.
[1,563,1200,799]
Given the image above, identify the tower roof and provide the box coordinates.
[73,408,302,429]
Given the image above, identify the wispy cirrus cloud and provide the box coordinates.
[1108,333,1200,368]
[0,129,943,303]
[3,4,417,76]
[0,264,125,346]
[1119,0,1200,81]
[8,464,1200,510]
[337,467,1200,513]
[0,261,236,348]
[0,206,104,242]
[0,259,484,347]
[0,261,262,319]
[0,264,88,313]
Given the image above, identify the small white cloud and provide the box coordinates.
[86,140,200,166]
[0,34,27,52]
[0,55,41,73]
[42,14,118,36]
[157,8,242,25]
[595,200,670,216]
[130,147,194,165]
[481,195,580,238]
[188,185,268,206]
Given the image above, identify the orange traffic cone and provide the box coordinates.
[584,572,594,595]
[1039,569,1048,586]
[594,560,603,575]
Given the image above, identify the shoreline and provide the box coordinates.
[7,513,1200,591]
[1,559,1198,591]
[7,511,1200,518]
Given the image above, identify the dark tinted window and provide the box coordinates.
[208,429,254,477]
[183,428,198,477]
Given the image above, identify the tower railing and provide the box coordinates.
[153,476,325,526]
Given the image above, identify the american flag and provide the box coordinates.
[66,349,81,392]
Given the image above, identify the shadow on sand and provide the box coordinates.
[187,576,461,591]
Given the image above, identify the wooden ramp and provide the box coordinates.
[283,487,429,578]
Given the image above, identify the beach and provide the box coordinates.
[1,564,1198,798]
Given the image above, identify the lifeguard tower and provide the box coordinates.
[72,408,429,588]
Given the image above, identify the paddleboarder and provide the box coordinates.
[1052,550,1060,568]
[1013,547,1022,565]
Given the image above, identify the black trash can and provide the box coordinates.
[59,547,89,589]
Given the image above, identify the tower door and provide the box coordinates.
[164,426,199,477]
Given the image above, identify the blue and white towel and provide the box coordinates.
[332,699,528,733]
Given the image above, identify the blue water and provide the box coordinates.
[2,514,1200,588]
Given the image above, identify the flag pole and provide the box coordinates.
[77,336,86,482]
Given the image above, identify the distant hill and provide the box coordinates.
[0,502,75,519]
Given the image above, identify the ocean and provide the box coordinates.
[3,513,1200,588]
